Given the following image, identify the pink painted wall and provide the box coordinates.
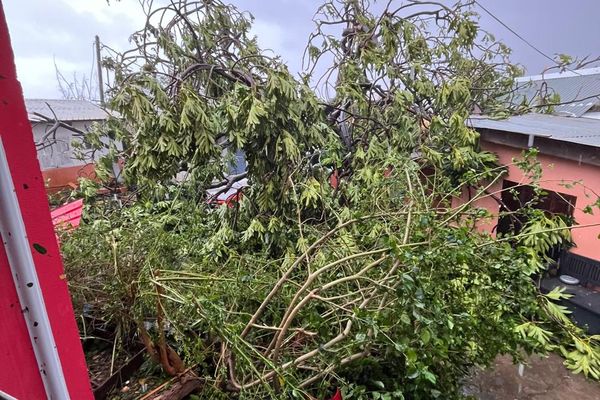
[465,140,600,261]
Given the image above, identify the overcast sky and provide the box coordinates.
[4,0,600,100]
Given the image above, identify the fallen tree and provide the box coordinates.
[63,0,600,398]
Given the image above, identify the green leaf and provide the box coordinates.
[421,329,431,344]
[246,97,266,127]
[405,348,417,365]
[545,286,573,301]
[372,380,385,389]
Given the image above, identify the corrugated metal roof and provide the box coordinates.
[25,99,110,122]
[512,67,600,117]
[469,113,600,148]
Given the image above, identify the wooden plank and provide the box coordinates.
[93,349,147,400]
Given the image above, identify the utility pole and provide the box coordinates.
[95,35,105,107]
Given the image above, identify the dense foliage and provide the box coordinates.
[64,0,600,398]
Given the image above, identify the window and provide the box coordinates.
[227,149,247,175]
[497,180,577,259]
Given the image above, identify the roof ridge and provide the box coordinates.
[25,98,99,103]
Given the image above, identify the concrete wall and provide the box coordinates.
[465,140,600,261]
[31,119,118,192]
[32,120,97,169]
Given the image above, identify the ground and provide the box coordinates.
[465,353,600,400]
[92,348,600,399]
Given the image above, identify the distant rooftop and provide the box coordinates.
[512,67,600,118]
[25,99,110,122]
[469,113,600,149]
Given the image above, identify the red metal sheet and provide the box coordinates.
[43,163,96,194]
[0,3,93,399]
[0,241,46,398]
[51,199,84,230]
[330,388,343,400]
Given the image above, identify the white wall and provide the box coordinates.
[32,120,109,170]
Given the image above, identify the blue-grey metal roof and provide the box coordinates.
[469,114,600,148]
[25,99,110,122]
[512,68,600,118]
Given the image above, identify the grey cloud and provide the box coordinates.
[4,0,600,98]
[477,0,600,73]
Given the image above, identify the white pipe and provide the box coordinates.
[0,138,70,399]
[0,389,19,400]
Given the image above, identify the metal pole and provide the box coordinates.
[95,35,105,107]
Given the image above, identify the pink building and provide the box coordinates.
[470,113,600,262]
[468,70,600,331]
[467,68,600,269]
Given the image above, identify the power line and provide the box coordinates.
[90,40,97,100]
[474,0,559,66]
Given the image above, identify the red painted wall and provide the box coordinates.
[460,139,600,261]
[0,3,93,399]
